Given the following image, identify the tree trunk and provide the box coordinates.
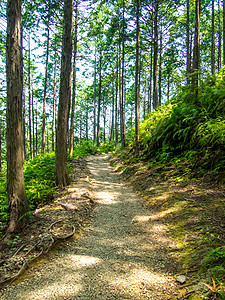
[135,0,140,154]
[28,31,33,159]
[32,90,35,157]
[153,0,159,109]
[120,0,126,148]
[93,48,97,144]
[6,0,29,232]
[223,0,225,65]
[96,52,102,148]
[211,0,215,74]
[69,0,78,157]
[42,14,50,155]
[52,45,57,152]
[218,0,222,70]
[0,117,1,172]
[187,0,191,84]
[158,25,162,106]
[55,0,73,187]
[148,42,153,113]
[192,0,201,89]
[115,53,119,147]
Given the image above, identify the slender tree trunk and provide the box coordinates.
[52,45,57,152]
[96,52,102,148]
[115,53,119,147]
[187,0,191,84]
[167,75,170,101]
[93,48,97,144]
[42,13,50,155]
[135,0,140,153]
[211,0,215,74]
[153,0,159,109]
[0,117,1,172]
[86,102,88,140]
[55,0,73,187]
[148,43,153,113]
[69,0,78,156]
[223,0,225,65]
[36,100,38,155]
[32,90,35,157]
[218,0,222,70]
[158,25,162,106]
[192,0,201,89]
[6,0,29,232]
[28,31,33,159]
[120,0,126,148]
[110,79,115,142]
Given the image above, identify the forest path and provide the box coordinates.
[0,154,179,299]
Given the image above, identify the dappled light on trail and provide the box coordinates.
[0,154,179,299]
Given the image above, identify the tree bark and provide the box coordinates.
[93,48,97,144]
[223,0,225,65]
[96,52,102,148]
[135,0,140,154]
[158,25,162,106]
[6,0,29,232]
[218,0,222,70]
[55,0,73,187]
[52,45,57,152]
[120,0,126,148]
[41,13,50,155]
[192,0,201,89]
[28,31,33,159]
[211,0,215,75]
[187,0,191,84]
[115,52,119,147]
[153,0,159,109]
[69,0,78,157]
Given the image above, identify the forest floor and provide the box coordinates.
[0,153,224,299]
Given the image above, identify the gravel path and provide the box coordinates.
[0,154,178,299]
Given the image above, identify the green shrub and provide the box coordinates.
[99,142,115,153]
[72,140,98,158]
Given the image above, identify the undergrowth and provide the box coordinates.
[112,70,225,297]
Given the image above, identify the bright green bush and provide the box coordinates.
[99,142,115,153]
[130,70,225,175]
[72,140,98,158]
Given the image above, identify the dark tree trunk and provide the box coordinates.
[52,45,57,152]
[120,0,126,148]
[42,14,50,155]
[187,0,191,84]
[158,25,162,106]
[153,0,159,109]
[6,0,29,232]
[96,53,102,148]
[223,0,225,65]
[55,0,73,187]
[148,41,153,113]
[211,0,215,74]
[93,48,97,144]
[32,90,35,157]
[218,0,222,70]
[192,0,201,89]
[69,0,78,156]
[135,0,140,153]
[28,31,33,159]
[115,53,119,147]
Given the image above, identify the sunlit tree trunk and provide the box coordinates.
[187,0,191,85]
[6,0,29,232]
[42,12,50,155]
[211,0,215,74]
[55,0,73,187]
[153,0,159,109]
[96,52,102,147]
[69,0,78,157]
[93,48,97,144]
[28,31,33,159]
[52,45,57,152]
[192,0,201,89]
[135,0,140,153]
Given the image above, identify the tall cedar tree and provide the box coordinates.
[55,0,73,187]
[135,0,140,153]
[6,0,29,232]
[69,0,79,157]
[192,0,201,89]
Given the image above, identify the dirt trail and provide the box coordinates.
[0,154,179,299]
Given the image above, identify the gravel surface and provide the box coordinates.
[0,154,179,299]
